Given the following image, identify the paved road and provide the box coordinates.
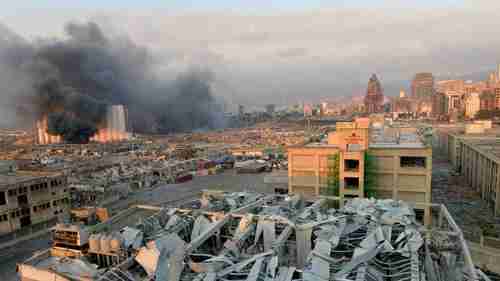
[0,170,273,281]
[108,170,272,212]
[0,233,51,281]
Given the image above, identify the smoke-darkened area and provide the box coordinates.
[0,21,223,142]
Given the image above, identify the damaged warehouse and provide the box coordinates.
[17,192,484,281]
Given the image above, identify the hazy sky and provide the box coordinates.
[1,1,499,108]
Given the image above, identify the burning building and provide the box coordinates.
[36,105,130,144]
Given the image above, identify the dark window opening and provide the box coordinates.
[414,208,425,223]
[344,194,359,199]
[20,216,31,228]
[344,159,360,172]
[400,156,426,168]
[0,192,6,205]
[17,195,28,205]
[344,177,360,190]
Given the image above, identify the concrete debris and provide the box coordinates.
[119,227,143,250]
[191,216,212,241]
[135,233,186,279]
[18,193,480,281]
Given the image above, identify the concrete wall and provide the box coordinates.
[457,140,500,216]
[369,147,432,224]
[0,174,70,237]
[288,146,340,198]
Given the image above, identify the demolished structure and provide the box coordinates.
[18,192,484,281]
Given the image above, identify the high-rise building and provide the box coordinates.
[464,92,481,119]
[411,73,434,100]
[238,104,245,117]
[364,74,384,113]
[432,92,447,117]
[265,104,275,115]
[303,104,312,117]
[480,90,495,111]
[436,80,465,94]
[497,63,500,81]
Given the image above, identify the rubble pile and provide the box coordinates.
[18,193,480,281]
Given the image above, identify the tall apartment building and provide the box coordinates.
[287,118,432,223]
[432,92,447,117]
[0,161,70,242]
[480,90,496,111]
[411,72,434,100]
[464,92,481,118]
[364,74,384,114]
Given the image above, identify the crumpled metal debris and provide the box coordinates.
[135,233,186,281]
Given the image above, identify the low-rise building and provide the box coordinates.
[435,123,500,216]
[287,118,432,223]
[0,161,70,243]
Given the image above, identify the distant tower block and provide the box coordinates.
[91,105,129,143]
[36,116,62,145]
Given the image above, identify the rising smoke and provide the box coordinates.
[0,21,223,142]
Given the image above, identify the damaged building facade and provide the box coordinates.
[36,105,130,145]
[287,119,432,224]
[17,191,481,281]
[0,160,70,244]
[434,121,500,216]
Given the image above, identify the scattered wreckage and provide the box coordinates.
[18,192,485,281]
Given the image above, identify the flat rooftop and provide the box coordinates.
[460,138,500,160]
[369,142,426,149]
[0,170,62,187]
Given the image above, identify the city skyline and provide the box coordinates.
[2,3,500,108]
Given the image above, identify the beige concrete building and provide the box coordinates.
[288,119,432,223]
[435,124,500,216]
[464,92,481,119]
[0,161,70,243]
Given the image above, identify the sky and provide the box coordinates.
[2,0,465,11]
[1,0,500,108]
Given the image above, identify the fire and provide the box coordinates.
[36,116,62,145]
[36,105,129,144]
[90,129,129,143]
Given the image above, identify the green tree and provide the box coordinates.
[326,154,339,196]
[364,152,377,198]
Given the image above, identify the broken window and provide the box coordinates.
[0,192,6,205]
[344,177,359,190]
[17,195,28,206]
[344,159,360,172]
[400,156,426,168]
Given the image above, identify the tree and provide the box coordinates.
[364,152,377,198]
[326,154,339,196]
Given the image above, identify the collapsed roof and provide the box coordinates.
[20,192,481,281]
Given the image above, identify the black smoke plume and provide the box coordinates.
[0,22,223,142]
